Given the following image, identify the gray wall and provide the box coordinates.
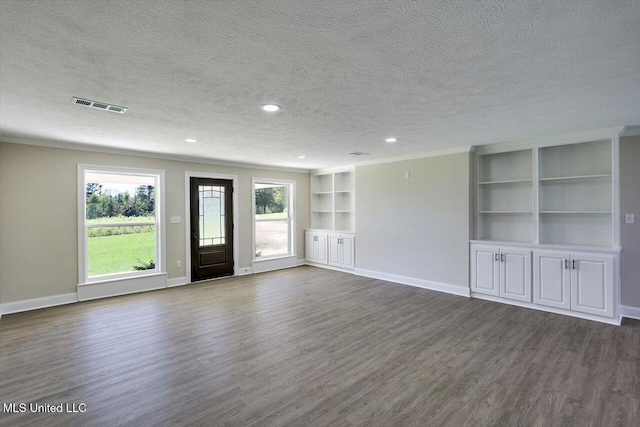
[355,153,471,289]
[0,141,310,303]
[620,136,640,308]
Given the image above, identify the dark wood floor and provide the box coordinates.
[0,266,638,426]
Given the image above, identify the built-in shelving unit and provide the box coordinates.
[477,149,534,243]
[476,139,615,249]
[310,168,355,232]
[471,132,621,324]
[538,140,612,247]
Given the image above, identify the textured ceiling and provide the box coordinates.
[1,0,639,170]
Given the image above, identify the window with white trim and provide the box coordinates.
[80,166,162,283]
[253,179,295,260]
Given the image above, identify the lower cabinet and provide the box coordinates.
[534,250,614,318]
[305,231,327,265]
[328,233,355,270]
[471,244,531,302]
[471,243,616,321]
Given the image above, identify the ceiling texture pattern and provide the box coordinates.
[1,0,639,169]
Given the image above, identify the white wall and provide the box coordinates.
[355,152,471,289]
[0,141,309,303]
[620,136,640,308]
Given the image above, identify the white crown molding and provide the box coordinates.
[352,145,473,168]
[0,134,311,174]
[620,125,640,137]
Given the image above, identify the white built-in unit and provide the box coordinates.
[307,167,356,271]
[305,231,328,265]
[471,130,621,324]
[328,233,355,269]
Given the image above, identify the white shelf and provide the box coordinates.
[478,179,533,185]
[310,169,355,231]
[479,211,532,214]
[540,211,611,214]
[539,174,611,182]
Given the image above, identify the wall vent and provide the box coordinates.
[72,97,127,113]
[349,152,370,156]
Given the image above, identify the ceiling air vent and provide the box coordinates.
[72,97,127,113]
[349,151,370,156]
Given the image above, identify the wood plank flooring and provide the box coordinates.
[1,266,638,426]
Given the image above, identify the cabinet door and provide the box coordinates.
[570,254,614,317]
[533,251,571,310]
[327,234,341,267]
[316,233,328,265]
[340,235,355,269]
[471,245,500,296]
[499,248,532,302]
[305,232,316,262]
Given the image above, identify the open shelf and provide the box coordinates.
[479,211,532,214]
[478,179,533,185]
[540,211,611,214]
[310,169,355,231]
[539,140,611,179]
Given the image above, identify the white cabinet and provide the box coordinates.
[534,250,614,318]
[471,244,531,302]
[328,233,355,270]
[533,250,571,310]
[305,231,327,265]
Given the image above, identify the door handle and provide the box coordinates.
[495,253,498,261]
[564,259,569,269]
[572,259,576,270]
[500,253,505,262]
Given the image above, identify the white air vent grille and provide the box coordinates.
[349,151,370,156]
[72,97,127,113]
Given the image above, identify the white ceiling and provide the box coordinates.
[1,1,639,170]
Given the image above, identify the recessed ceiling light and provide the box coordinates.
[185,138,198,143]
[385,137,398,143]
[298,155,306,159]
[261,104,281,112]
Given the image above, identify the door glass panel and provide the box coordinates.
[199,185,225,246]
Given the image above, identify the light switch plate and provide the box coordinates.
[625,214,635,224]
[176,260,182,268]
[170,216,181,224]
[404,171,410,179]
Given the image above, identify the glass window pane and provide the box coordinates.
[87,226,156,276]
[255,184,288,220]
[199,185,225,247]
[255,219,289,258]
[85,176,155,221]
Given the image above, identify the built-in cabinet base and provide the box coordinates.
[306,230,355,270]
[471,242,618,324]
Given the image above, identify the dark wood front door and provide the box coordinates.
[190,177,234,281]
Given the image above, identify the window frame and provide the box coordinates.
[78,164,165,285]
[252,178,296,262]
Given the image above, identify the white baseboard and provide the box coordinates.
[167,276,189,288]
[77,273,167,301]
[471,292,622,326]
[620,305,640,321]
[305,262,355,273]
[237,267,253,276]
[252,257,305,274]
[0,292,78,316]
[353,268,471,298]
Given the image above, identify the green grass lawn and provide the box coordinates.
[255,212,287,220]
[88,231,155,276]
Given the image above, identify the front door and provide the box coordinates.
[190,178,234,281]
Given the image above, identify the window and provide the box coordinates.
[253,179,295,260]
[79,166,163,283]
